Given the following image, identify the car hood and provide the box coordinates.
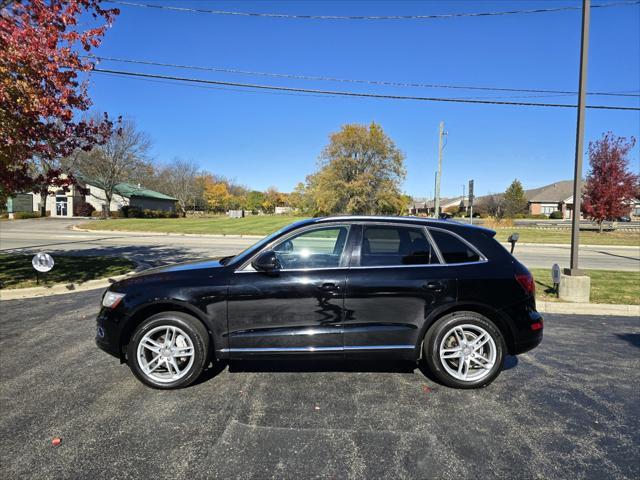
[139,258,225,275]
[112,258,226,289]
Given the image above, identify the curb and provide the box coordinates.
[0,270,136,301]
[501,242,640,250]
[537,301,640,317]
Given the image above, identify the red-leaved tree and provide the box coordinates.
[582,132,639,232]
[0,0,119,208]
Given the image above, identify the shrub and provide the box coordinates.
[120,206,178,218]
[76,202,95,217]
[549,211,564,219]
[483,217,514,229]
[13,211,41,219]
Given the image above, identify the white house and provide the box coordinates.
[7,180,177,218]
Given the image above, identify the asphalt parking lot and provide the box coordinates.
[0,291,638,479]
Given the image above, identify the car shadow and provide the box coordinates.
[615,333,640,348]
[227,357,417,374]
[2,244,211,270]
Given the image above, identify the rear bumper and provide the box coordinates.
[500,302,544,355]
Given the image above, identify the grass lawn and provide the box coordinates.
[0,254,135,290]
[493,228,640,246]
[531,268,640,305]
[78,216,306,236]
[78,217,640,246]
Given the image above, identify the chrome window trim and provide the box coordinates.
[236,223,352,272]
[219,344,415,353]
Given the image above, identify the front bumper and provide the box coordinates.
[95,306,126,360]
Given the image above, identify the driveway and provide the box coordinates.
[1,218,639,270]
[0,290,638,479]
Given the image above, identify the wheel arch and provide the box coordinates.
[119,300,217,363]
[418,302,516,357]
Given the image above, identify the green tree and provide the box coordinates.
[307,122,406,215]
[245,190,265,214]
[503,179,528,218]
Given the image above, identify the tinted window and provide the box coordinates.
[430,229,481,264]
[361,225,439,266]
[273,226,348,269]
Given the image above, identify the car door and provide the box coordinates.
[226,224,354,355]
[343,223,457,355]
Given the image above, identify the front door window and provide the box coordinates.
[56,196,68,216]
[273,226,349,270]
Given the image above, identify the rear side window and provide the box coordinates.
[429,229,481,264]
[361,225,439,266]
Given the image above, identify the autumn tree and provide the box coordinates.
[503,179,528,218]
[307,122,406,215]
[582,133,639,232]
[204,178,232,212]
[68,117,151,216]
[0,0,119,204]
[261,186,283,214]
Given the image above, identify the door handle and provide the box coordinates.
[318,282,340,292]
[423,281,444,292]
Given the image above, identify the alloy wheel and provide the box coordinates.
[136,325,195,383]
[438,324,497,382]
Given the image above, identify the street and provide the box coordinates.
[0,290,638,479]
[1,218,639,271]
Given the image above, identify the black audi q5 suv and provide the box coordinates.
[96,216,543,389]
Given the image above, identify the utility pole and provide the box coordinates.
[434,121,446,218]
[433,171,437,217]
[566,0,590,276]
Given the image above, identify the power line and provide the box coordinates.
[85,55,640,98]
[88,67,640,110]
[105,0,640,20]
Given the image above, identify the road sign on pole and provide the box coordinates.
[468,179,474,225]
[32,252,54,285]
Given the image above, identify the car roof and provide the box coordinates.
[297,215,496,236]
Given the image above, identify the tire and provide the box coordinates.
[127,311,210,389]
[423,311,505,389]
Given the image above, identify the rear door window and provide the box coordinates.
[429,229,481,264]
[361,225,439,266]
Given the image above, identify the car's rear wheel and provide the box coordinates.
[127,311,209,389]
[424,311,505,389]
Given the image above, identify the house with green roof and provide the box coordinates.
[6,178,177,218]
[82,181,177,215]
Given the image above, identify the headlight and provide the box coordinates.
[102,291,125,308]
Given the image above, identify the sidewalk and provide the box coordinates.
[537,301,639,317]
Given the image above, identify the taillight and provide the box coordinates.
[515,272,535,296]
[531,321,543,331]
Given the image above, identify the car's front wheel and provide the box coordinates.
[424,311,505,389]
[127,311,210,389]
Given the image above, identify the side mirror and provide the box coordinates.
[507,232,520,254]
[252,250,281,272]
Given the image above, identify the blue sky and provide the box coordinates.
[85,0,640,198]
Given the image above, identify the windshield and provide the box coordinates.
[224,220,308,266]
